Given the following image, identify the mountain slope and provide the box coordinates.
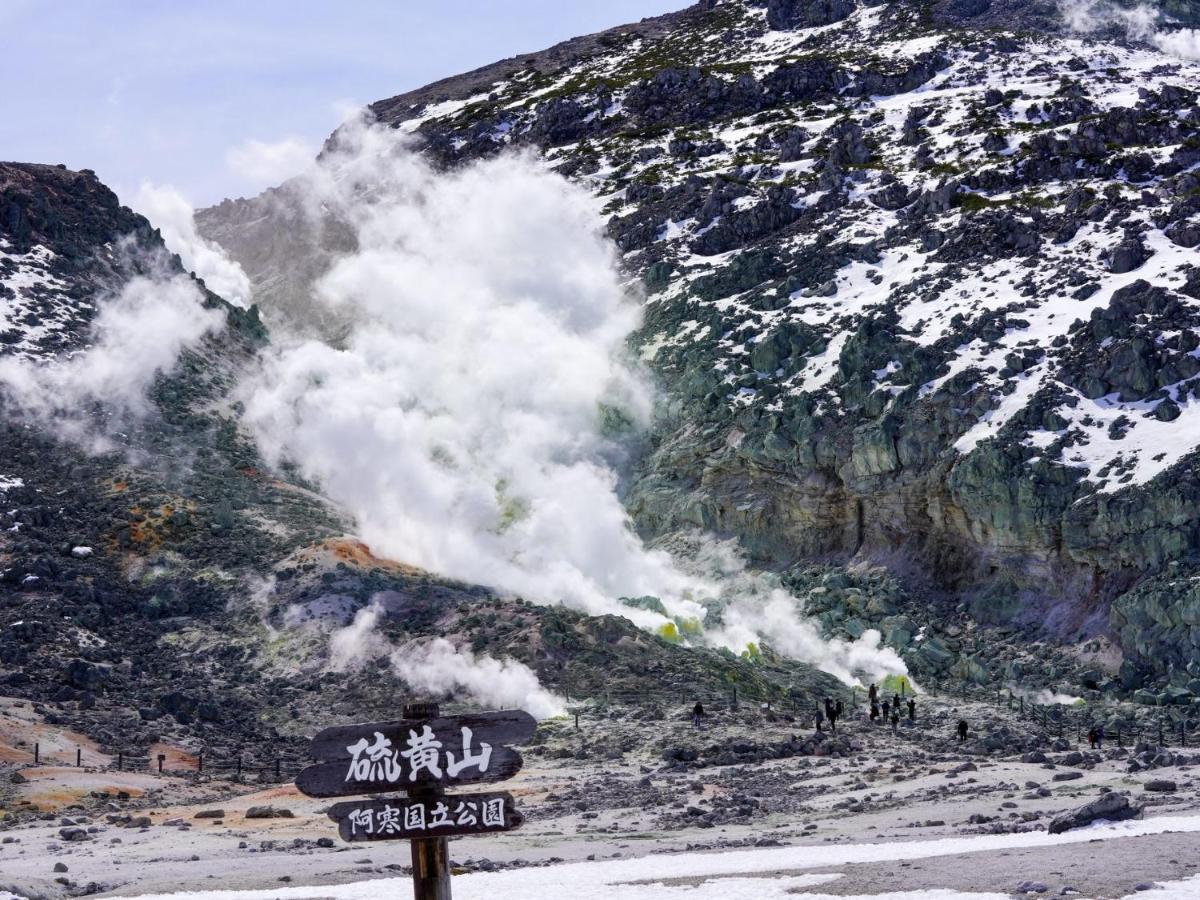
[2,163,841,760]
[199,0,1200,692]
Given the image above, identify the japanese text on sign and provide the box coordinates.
[344,725,493,785]
[345,796,507,837]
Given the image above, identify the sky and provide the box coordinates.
[0,0,689,207]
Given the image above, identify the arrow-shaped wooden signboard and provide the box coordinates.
[297,710,536,797]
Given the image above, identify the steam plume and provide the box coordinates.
[238,117,906,687]
[133,184,253,307]
[391,638,565,720]
[1059,0,1200,61]
[0,270,224,452]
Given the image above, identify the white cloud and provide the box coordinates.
[133,183,252,306]
[391,638,565,720]
[238,118,906,686]
[1059,0,1200,61]
[0,270,225,453]
[226,135,315,185]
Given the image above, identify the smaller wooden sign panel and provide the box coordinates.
[327,791,523,843]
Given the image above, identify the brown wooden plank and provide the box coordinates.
[296,748,523,798]
[307,711,537,760]
[327,792,524,842]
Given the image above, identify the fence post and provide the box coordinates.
[574,712,579,730]
[198,752,204,773]
[158,753,165,774]
[34,742,39,764]
[236,755,242,778]
[76,747,81,768]
[1158,723,1164,747]
[118,752,123,772]
[1182,724,1187,748]
[732,687,738,710]
[275,757,281,779]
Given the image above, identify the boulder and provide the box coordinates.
[1143,779,1177,792]
[1048,792,1142,834]
[245,806,295,819]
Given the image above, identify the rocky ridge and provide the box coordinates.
[198,0,1200,693]
[1,162,847,763]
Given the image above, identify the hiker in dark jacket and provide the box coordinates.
[868,683,878,704]
[907,698,916,721]
[957,719,969,742]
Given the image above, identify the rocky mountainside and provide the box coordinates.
[198,0,1200,698]
[3,161,837,763]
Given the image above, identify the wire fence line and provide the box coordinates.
[10,677,1197,778]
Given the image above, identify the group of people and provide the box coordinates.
[1086,724,1105,749]
[867,683,916,733]
[815,697,845,732]
[691,684,979,745]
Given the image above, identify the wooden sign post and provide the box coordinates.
[297,702,535,900]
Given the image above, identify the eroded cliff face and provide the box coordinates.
[198,0,1200,685]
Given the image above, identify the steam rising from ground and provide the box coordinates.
[392,639,565,720]
[238,118,906,692]
[1007,684,1084,706]
[329,603,564,719]
[1059,0,1200,60]
[0,269,224,452]
[133,185,253,307]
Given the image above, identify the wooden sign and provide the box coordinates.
[294,703,534,900]
[296,710,536,799]
[327,791,523,843]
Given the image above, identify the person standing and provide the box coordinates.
[956,719,969,743]
[907,698,916,721]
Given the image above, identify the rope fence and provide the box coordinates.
[9,677,1197,779]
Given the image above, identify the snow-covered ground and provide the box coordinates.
[102,814,1200,900]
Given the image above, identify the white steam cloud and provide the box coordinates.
[1008,684,1084,707]
[239,117,906,689]
[226,136,316,186]
[1059,0,1200,61]
[392,638,565,720]
[329,601,391,671]
[328,603,565,720]
[0,271,225,452]
[133,184,253,307]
